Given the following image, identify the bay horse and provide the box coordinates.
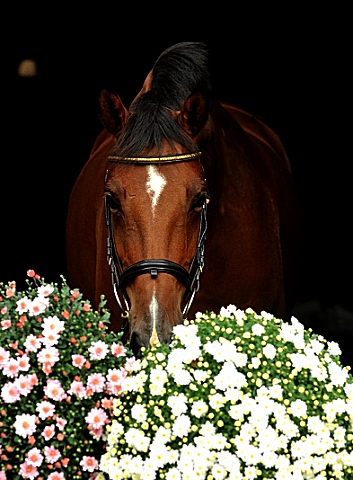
[66,42,301,356]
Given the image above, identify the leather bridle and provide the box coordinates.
[104,151,208,336]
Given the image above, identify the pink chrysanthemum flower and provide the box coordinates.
[41,331,60,347]
[36,400,55,420]
[0,346,10,366]
[28,372,39,386]
[56,416,67,431]
[15,374,32,396]
[17,353,30,372]
[47,472,65,480]
[37,346,60,366]
[41,315,65,334]
[71,354,86,368]
[90,426,103,440]
[80,455,99,472]
[44,445,61,464]
[68,380,87,399]
[44,379,66,401]
[111,342,126,357]
[1,381,21,403]
[19,460,39,479]
[27,447,44,467]
[28,296,49,317]
[23,334,42,352]
[42,425,56,441]
[37,284,54,297]
[87,373,106,393]
[14,413,37,438]
[107,367,126,385]
[85,407,108,429]
[16,295,31,314]
[88,340,108,360]
[2,357,19,378]
[1,319,11,330]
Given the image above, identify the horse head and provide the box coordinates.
[99,83,210,356]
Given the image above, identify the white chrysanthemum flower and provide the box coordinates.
[290,399,307,418]
[310,338,324,354]
[204,340,224,362]
[173,368,192,386]
[293,332,306,350]
[220,306,232,318]
[124,428,150,452]
[307,416,325,434]
[173,324,199,347]
[110,420,124,436]
[220,341,239,363]
[154,426,172,444]
[150,365,168,385]
[252,323,265,336]
[251,357,261,369]
[166,349,184,373]
[129,456,144,474]
[131,404,147,423]
[191,399,209,418]
[327,340,342,356]
[333,426,346,442]
[209,392,226,409]
[328,362,349,386]
[344,382,353,398]
[165,467,181,480]
[211,463,227,479]
[156,352,165,362]
[279,322,296,342]
[290,352,309,370]
[213,361,237,390]
[211,433,228,451]
[199,421,216,437]
[276,417,299,438]
[268,384,283,399]
[182,345,201,362]
[149,442,170,468]
[167,397,188,417]
[224,387,241,402]
[172,414,191,438]
[193,369,209,382]
[262,343,276,359]
[233,352,248,368]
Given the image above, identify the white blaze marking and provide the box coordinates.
[146,165,167,213]
[149,292,160,346]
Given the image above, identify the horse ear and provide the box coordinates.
[178,92,209,137]
[99,90,130,137]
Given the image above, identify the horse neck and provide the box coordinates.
[199,100,247,198]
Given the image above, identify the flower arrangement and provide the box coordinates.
[0,271,133,480]
[100,306,353,480]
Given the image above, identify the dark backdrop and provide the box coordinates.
[1,7,351,364]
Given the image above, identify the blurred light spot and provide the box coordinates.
[18,59,37,77]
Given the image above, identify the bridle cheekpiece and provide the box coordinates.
[104,151,208,336]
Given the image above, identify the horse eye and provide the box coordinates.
[105,194,122,213]
[193,192,210,212]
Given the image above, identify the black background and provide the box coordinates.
[1,7,351,364]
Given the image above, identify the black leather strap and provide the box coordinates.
[119,259,191,293]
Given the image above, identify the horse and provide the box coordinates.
[66,42,301,356]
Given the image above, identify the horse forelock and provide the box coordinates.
[111,42,211,157]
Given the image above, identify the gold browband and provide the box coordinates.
[108,151,202,164]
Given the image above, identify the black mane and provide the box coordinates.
[112,42,211,157]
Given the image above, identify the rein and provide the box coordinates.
[104,151,208,336]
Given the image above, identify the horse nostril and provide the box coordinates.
[130,332,141,358]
